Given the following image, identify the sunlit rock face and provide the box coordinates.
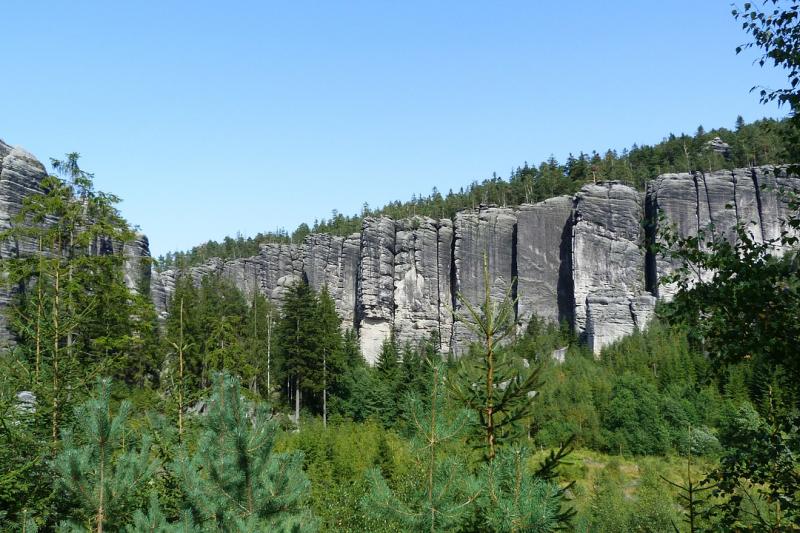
[357,217,396,363]
[646,166,800,301]
[516,196,574,332]
[571,182,654,355]
[3,137,799,360]
[451,206,517,356]
[392,216,453,355]
[0,140,47,347]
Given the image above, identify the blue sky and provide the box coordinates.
[0,1,789,257]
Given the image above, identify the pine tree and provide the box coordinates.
[451,254,539,461]
[53,378,158,532]
[452,254,573,530]
[362,361,480,532]
[172,373,316,532]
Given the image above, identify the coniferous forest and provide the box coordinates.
[2,2,800,532]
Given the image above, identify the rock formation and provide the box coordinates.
[516,196,573,331]
[452,206,516,355]
[1,137,799,359]
[572,183,655,354]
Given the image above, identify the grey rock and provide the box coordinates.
[16,390,36,414]
[303,232,359,330]
[647,166,800,301]
[123,233,153,294]
[516,196,573,330]
[0,142,47,347]
[572,182,652,354]
[452,206,516,355]
[706,136,731,158]
[754,165,800,253]
[357,217,396,363]
[393,216,453,354]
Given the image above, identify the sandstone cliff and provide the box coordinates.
[1,138,798,359]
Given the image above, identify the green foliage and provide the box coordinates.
[706,401,800,530]
[733,0,800,115]
[173,373,316,532]
[452,255,541,461]
[480,447,564,533]
[362,362,481,532]
[159,117,800,270]
[54,378,158,532]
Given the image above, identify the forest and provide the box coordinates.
[2,1,800,531]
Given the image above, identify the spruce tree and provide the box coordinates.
[275,279,319,424]
[173,373,316,532]
[53,378,158,532]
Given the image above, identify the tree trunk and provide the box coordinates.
[294,376,301,428]
[178,297,185,439]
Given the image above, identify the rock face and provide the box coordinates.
[452,206,517,355]
[304,232,360,331]
[0,141,47,347]
[2,137,799,360]
[357,217,396,363]
[572,183,654,354]
[647,167,800,301]
[516,196,574,330]
[393,217,454,355]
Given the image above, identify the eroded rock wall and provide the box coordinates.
[572,182,655,354]
[516,196,574,331]
[3,136,799,360]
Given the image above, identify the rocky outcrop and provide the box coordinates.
[303,232,360,331]
[357,217,396,363]
[3,137,799,360]
[572,182,655,354]
[452,206,516,355]
[0,141,47,346]
[122,233,152,294]
[393,217,453,354]
[647,166,800,301]
[516,196,573,330]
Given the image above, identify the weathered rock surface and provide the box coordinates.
[516,196,573,330]
[122,233,152,293]
[0,141,47,346]
[647,166,800,301]
[572,182,654,354]
[303,232,359,330]
[393,217,454,354]
[357,217,396,363]
[3,137,800,360]
[452,206,516,355]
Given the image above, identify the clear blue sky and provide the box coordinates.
[0,1,789,257]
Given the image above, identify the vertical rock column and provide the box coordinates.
[646,172,702,300]
[451,206,516,355]
[0,142,47,346]
[122,233,153,294]
[357,217,396,363]
[572,182,655,355]
[260,243,305,304]
[393,216,454,353]
[754,165,800,253]
[303,233,359,331]
[516,196,574,330]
